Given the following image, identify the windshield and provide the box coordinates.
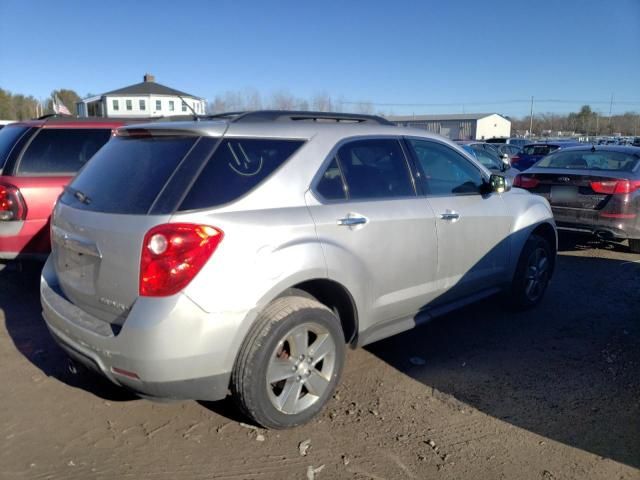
[536,150,639,171]
[0,125,30,171]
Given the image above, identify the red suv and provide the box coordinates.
[0,117,128,261]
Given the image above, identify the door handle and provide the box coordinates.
[338,215,368,226]
[439,211,460,221]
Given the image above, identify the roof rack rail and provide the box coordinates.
[206,110,393,126]
[35,113,75,120]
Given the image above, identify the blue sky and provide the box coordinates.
[1,0,639,117]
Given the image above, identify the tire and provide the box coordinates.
[510,234,553,310]
[629,239,640,254]
[231,295,345,429]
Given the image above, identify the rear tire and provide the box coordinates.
[231,295,345,429]
[510,234,553,310]
[629,239,640,254]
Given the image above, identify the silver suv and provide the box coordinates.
[41,111,557,429]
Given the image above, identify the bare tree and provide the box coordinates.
[269,90,298,110]
[312,92,333,112]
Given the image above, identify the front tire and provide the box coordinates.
[231,295,345,429]
[510,234,553,310]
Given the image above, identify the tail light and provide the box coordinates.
[0,183,27,221]
[140,223,224,297]
[590,179,640,195]
[513,175,539,189]
[511,155,520,165]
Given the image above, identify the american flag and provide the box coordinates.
[53,95,71,115]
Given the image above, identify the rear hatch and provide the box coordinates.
[51,126,224,325]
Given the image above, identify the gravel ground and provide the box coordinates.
[0,232,638,479]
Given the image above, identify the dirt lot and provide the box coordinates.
[1,233,638,480]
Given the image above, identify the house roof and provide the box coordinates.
[102,81,202,99]
[387,113,508,122]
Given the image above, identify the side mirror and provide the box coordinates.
[490,174,510,193]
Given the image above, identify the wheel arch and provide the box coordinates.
[283,278,359,346]
[531,221,557,276]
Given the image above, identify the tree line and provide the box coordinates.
[0,88,80,120]
[2,86,638,136]
[207,88,377,115]
[511,105,640,137]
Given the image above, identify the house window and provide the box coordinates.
[126,99,132,111]
[139,99,146,111]
[156,100,161,111]
[169,100,175,112]
[112,99,119,111]
[182,101,187,112]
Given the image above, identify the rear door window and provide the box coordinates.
[17,128,112,175]
[0,125,31,171]
[60,136,198,214]
[335,138,415,200]
[179,138,304,210]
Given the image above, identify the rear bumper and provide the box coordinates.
[39,257,248,401]
[553,207,640,240]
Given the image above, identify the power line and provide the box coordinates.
[340,98,640,107]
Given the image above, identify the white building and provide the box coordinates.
[76,74,206,118]
[388,113,511,140]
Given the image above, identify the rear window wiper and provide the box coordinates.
[64,186,91,205]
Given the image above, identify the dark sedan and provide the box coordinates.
[512,141,583,171]
[514,145,640,252]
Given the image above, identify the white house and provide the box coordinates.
[76,74,206,118]
[388,113,511,140]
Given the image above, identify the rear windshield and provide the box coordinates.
[522,145,559,156]
[0,125,30,171]
[60,136,198,214]
[179,138,304,210]
[536,150,640,171]
[17,128,112,175]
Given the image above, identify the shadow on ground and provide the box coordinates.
[0,261,138,402]
[367,234,640,468]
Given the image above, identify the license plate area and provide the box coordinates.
[550,186,578,202]
[55,247,99,296]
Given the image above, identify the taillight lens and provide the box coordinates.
[511,155,520,165]
[0,183,27,221]
[513,175,539,189]
[590,179,640,195]
[140,223,223,297]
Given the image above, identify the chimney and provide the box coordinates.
[143,73,155,83]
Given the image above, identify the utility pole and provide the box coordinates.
[529,96,534,138]
[595,112,599,136]
[608,93,614,134]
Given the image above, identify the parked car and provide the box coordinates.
[495,143,523,159]
[514,145,640,252]
[455,141,516,181]
[633,137,640,147]
[41,110,557,429]
[0,116,129,261]
[511,141,583,171]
